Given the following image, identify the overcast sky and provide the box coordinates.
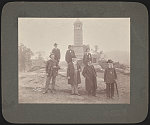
[18,18,130,61]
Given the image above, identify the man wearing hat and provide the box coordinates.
[52,43,60,64]
[65,45,76,64]
[67,58,81,95]
[83,47,92,66]
[82,61,97,97]
[43,53,59,94]
[104,59,117,98]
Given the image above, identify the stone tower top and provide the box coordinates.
[74,19,83,46]
[74,19,82,25]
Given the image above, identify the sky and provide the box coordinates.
[18,18,130,61]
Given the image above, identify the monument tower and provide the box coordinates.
[74,19,83,46]
[72,19,87,59]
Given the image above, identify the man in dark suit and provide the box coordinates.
[82,61,97,97]
[65,45,76,64]
[52,43,60,64]
[104,59,117,98]
[83,48,92,66]
[43,53,59,94]
[67,58,81,95]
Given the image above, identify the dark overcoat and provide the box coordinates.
[82,65,97,92]
[52,48,60,62]
[104,68,117,83]
[83,53,92,65]
[65,49,76,63]
[67,62,81,85]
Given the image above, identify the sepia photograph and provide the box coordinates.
[18,18,130,104]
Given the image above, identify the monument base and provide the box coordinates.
[71,45,86,59]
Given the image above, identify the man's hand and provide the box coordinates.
[68,76,70,79]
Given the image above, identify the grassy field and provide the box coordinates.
[19,67,130,104]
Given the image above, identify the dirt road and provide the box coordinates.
[19,67,130,104]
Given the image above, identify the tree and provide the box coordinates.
[36,51,44,60]
[34,51,45,66]
[94,45,99,52]
[18,43,33,72]
[25,48,34,70]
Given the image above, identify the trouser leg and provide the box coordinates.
[71,84,75,94]
[106,83,109,97]
[44,76,51,92]
[87,89,91,96]
[106,83,111,98]
[108,84,111,98]
[92,88,96,96]
[51,75,56,90]
[92,83,96,96]
[110,83,114,98]
[74,84,78,94]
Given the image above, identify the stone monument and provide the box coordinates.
[71,19,87,59]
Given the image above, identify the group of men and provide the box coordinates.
[43,43,118,99]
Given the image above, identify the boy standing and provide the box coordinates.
[67,58,81,95]
[104,59,117,98]
[43,53,59,94]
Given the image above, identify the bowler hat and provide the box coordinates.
[107,59,113,63]
[54,43,58,46]
[68,45,72,48]
[86,48,90,52]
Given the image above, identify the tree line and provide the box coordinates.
[18,43,34,72]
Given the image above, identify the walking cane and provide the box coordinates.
[115,81,119,97]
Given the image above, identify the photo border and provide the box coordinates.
[1,2,148,123]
